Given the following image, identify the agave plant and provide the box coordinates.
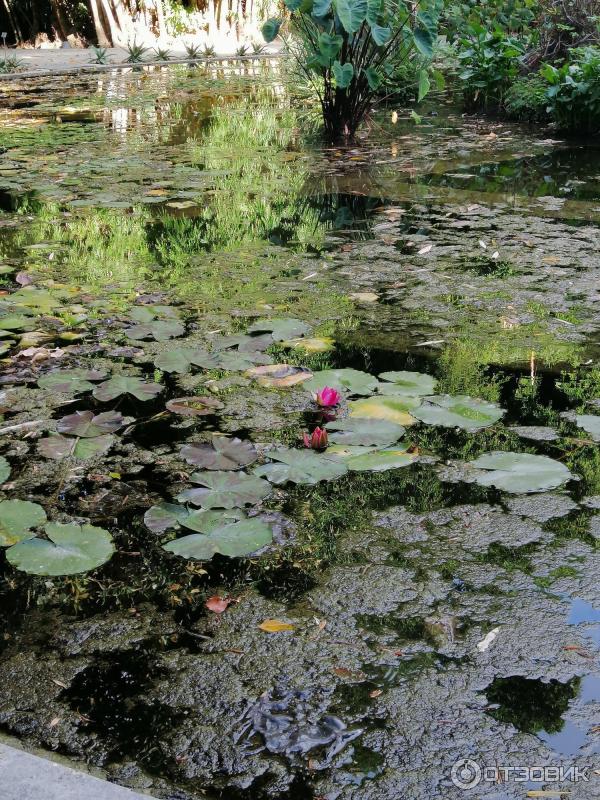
[262,0,442,141]
[0,54,21,74]
[125,40,148,64]
[90,46,109,65]
[252,41,267,54]
[184,42,202,59]
[236,43,250,57]
[202,43,216,57]
[153,46,172,61]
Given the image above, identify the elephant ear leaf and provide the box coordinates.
[312,0,332,16]
[335,0,367,33]
[318,32,343,59]
[333,60,354,89]
[413,26,435,58]
[262,18,282,42]
[364,66,382,90]
[284,0,302,8]
[417,68,431,101]
[371,24,391,46]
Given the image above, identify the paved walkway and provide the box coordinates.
[0,742,153,800]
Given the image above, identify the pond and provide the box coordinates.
[1,62,600,799]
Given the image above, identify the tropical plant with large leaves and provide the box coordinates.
[262,0,442,140]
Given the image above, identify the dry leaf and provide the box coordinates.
[418,244,432,255]
[258,619,295,632]
[369,689,383,698]
[49,717,61,728]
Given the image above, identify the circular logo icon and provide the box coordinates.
[451,758,482,789]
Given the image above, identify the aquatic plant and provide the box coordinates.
[315,386,341,407]
[303,426,329,449]
[541,46,600,132]
[262,0,442,141]
[456,26,525,108]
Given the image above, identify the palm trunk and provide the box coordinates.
[2,0,22,44]
[89,0,111,45]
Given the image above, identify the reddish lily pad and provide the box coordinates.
[245,364,313,388]
[38,433,115,460]
[56,410,128,437]
[180,435,258,470]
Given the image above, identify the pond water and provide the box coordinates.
[1,62,600,799]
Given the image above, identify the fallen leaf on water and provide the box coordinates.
[51,679,68,689]
[369,689,383,698]
[418,244,432,255]
[258,619,295,632]
[564,645,593,658]
[476,626,500,652]
[49,717,61,728]
[205,595,231,613]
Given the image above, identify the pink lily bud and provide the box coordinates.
[303,426,328,450]
[316,386,341,407]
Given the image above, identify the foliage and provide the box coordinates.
[262,0,442,140]
[443,0,537,42]
[525,0,600,68]
[0,54,21,74]
[456,25,526,108]
[184,41,202,58]
[541,46,600,131]
[504,73,549,120]
[90,46,109,64]
[153,46,172,61]
[125,40,149,63]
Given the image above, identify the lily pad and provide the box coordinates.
[38,433,115,460]
[468,452,574,493]
[166,396,224,416]
[0,456,10,484]
[93,375,162,402]
[125,319,185,342]
[378,370,437,396]
[180,508,245,533]
[245,364,313,388]
[38,368,107,394]
[178,471,272,509]
[144,502,191,534]
[349,395,420,425]
[254,448,348,485]
[6,522,114,576]
[412,395,504,431]
[0,499,47,547]
[180,435,258,470]
[575,414,600,442]
[304,368,378,397]
[57,410,127,437]
[154,347,211,374]
[346,445,417,472]
[325,418,405,447]
[163,518,272,560]
[247,318,310,341]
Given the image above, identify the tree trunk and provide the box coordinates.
[89,0,111,46]
[1,0,22,45]
[155,0,166,39]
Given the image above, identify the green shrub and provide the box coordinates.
[504,73,548,121]
[443,0,537,42]
[541,47,600,132]
[456,25,526,108]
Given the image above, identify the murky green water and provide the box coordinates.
[1,63,600,799]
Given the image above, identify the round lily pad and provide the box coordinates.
[346,445,417,472]
[38,368,107,394]
[125,319,184,341]
[245,364,313,388]
[154,347,212,374]
[163,518,273,560]
[6,522,115,576]
[304,368,378,397]
[166,396,224,417]
[178,471,272,509]
[180,435,258,470]
[180,508,245,533]
[38,433,115,460]
[412,395,504,431]
[325,418,405,447]
[247,318,310,341]
[254,448,348,485]
[0,499,47,547]
[93,375,163,402]
[378,370,437,396]
[349,395,420,425]
[57,410,127,437]
[468,452,574,494]
[144,502,191,534]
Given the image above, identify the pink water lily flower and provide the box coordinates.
[315,386,341,407]
[303,427,328,450]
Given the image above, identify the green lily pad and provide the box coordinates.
[6,522,114,576]
[247,318,310,341]
[180,508,245,533]
[412,395,504,431]
[325,444,378,459]
[38,433,115,460]
[325,418,405,447]
[125,319,185,342]
[254,448,348,485]
[346,445,417,472]
[180,436,258,470]
[575,414,600,442]
[38,368,107,393]
[0,499,47,547]
[56,410,127,437]
[165,396,224,416]
[144,502,191,534]
[0,314,34,331]
[93,375,162,402]
[0,456,10,484]
[154,346,211,374]
[178,471,272,509]
[304,368,378,397]
[349,395,420,425]
[280,337,334,353]
[378,371,437,396]
[163,518,272,560]
[129,305,180,322]
[468,452,574,493]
